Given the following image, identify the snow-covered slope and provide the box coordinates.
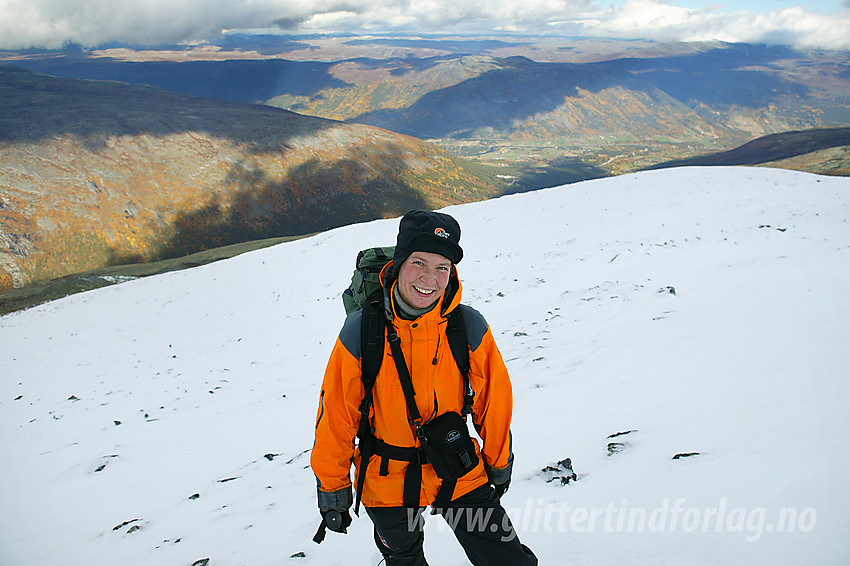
[1,167,848,566]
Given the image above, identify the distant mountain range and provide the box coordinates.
[0,67,508,293]
[6,37,849,176]
[1,36,848,295]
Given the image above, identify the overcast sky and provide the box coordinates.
[1,0,848,51]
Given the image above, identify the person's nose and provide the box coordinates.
[420,267,437,283]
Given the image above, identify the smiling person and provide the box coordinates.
[312,210,537,565]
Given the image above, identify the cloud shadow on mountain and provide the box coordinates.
[0,65,342,151]
[349,45,814,139]
[604,43,811,107]
[106,151,432,265]
[7,56,350,103]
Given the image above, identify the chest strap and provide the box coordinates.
[371,438,427,508]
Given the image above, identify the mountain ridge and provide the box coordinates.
[0,67,510,293]
[9,38,847,176]
[648,126,850,175]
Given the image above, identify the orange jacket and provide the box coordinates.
[311,264,514,508]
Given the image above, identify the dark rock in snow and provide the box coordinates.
[673,452,700,460]
[607,430,637,456]
[285,449,311,465]
[541,457,578,484]
[113,518,141,531]
[607,442,628,455]
[191,559,210,566]
[608,430,637,439]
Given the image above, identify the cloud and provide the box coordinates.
[575,1,850,50]
[0,0,848,51]
[0,0,308,49]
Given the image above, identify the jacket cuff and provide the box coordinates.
[317,484,353,512]
[485,455,513,486]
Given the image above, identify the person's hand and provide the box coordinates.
[486,457,513,499]
[321,509,352,533]
[314,485,353,543]
[493,479,511,499]
[493,478,511,498]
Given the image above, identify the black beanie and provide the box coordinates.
[393,210,463,267]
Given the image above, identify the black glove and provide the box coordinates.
[493,478,511,498]
[486,457,513,500]
[314,486,353,544]
[313,509,351,544]
[322,509,352,533]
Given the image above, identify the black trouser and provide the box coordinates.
[365,484,538,566]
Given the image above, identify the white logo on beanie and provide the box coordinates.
[434,227,450,239]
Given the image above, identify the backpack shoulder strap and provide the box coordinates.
[446,307,474,416]
[353,298,385,515]
[360,298,385,389]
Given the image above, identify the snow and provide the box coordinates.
[1,166,849,566]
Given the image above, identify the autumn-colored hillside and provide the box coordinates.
[15,38,847,180]
[648,126,850,175]
[0,67,508,293]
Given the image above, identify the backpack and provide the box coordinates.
[342,246,474,513]
[342,246,395,315]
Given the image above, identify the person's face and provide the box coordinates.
[396,251,452,310]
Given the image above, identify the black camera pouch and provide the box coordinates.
[420,411,479,480]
